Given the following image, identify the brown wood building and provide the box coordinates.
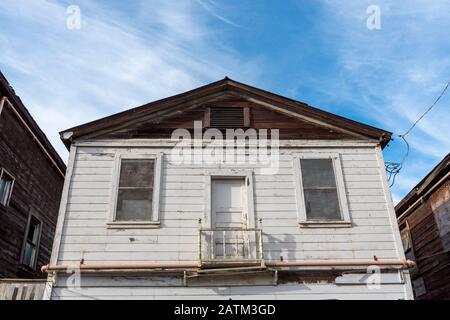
[396,153,450,299]
[0,72,66,279]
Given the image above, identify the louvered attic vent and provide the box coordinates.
[209,107,245,128]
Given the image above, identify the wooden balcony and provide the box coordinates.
[198,227,265,269]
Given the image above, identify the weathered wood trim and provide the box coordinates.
[246,97,370,141]
[49,145,77,265]
[203,107,210,127]
[153,153,163,222]
[333,153,351,223]
[60,78,391,149]
[293,152,352,226]
[298,221,353,228]
[49,272,410,299]
[106,222,161,229]
[243,106,251,127]
[375,146,414,299]
[60,81,228,139]
[73,139,379,148]
[375,146,404,258]
[19,212,43,270]
[82,91,229,140]
[1,96,66,176]
[204,175,211,228]
[44,145,76,299]
[42,272,56,300]
[227,80,389,140]
[109,153,121,224]
[246,172,256,229]
[203,169,256,229]
[0,167,15,207]
[109,152,163,227]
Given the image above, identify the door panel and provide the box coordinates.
[212,179,245,228]
[211,179,247,259]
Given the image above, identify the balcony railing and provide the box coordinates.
[198,227,264,268]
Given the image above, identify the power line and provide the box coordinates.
[386,80,449,187]
[385,136,409,187]
[400,80,450,137]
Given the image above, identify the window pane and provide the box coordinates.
[300,159,337,188]
[304,189,341,220]
[23,242,35,268]
[27,221,40,243]
[405,249,414,261]
[0,178,6,204]
[116,189,152,221]
[119,159,154,188]
[0,172,14,206]
[401,228,411,251]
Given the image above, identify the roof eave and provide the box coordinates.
[395,153,450,216]
[60,77,392,150]
[0,71,67,173]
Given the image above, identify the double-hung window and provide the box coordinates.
[295,154,351,227]
[0,168,15,207]
[21,215,42,269]
[109,154,162,228]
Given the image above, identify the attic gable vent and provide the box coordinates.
[209,107,247,128]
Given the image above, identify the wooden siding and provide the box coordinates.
[400,182,450,299]
[50,271,409,300]
[0,280,46,300]
[49,142,413,299]
[55,144,401,265]
[0,98,64,278]
[96,103,357,141]
[59,78,392,148]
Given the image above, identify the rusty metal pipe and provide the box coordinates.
[266,259,415,268]
[41,259,415,273]
[41,263,198,273]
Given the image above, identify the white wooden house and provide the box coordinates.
[43,78,414,299]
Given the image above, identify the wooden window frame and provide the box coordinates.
[107,153,163,229]
[20,214,42,270]
[401,221,416,260]
[294,153,351,228]
[0,168,15,207]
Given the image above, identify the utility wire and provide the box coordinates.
[386,80,449,187]
[401,80,450,137]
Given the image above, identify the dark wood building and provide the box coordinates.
[0,72,66,279]
[396,153,450,299]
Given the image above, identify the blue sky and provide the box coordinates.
[0,0,449,203]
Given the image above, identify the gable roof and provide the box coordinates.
[60,77,392,149]
[0,71,66,175]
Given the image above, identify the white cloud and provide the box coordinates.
[1,0,447,205]
[195,0,241,27]
[315,0,450,199]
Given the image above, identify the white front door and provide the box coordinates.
[212,179,246,228]
[211,178,247,258]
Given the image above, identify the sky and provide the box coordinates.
[0,0,449,203]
